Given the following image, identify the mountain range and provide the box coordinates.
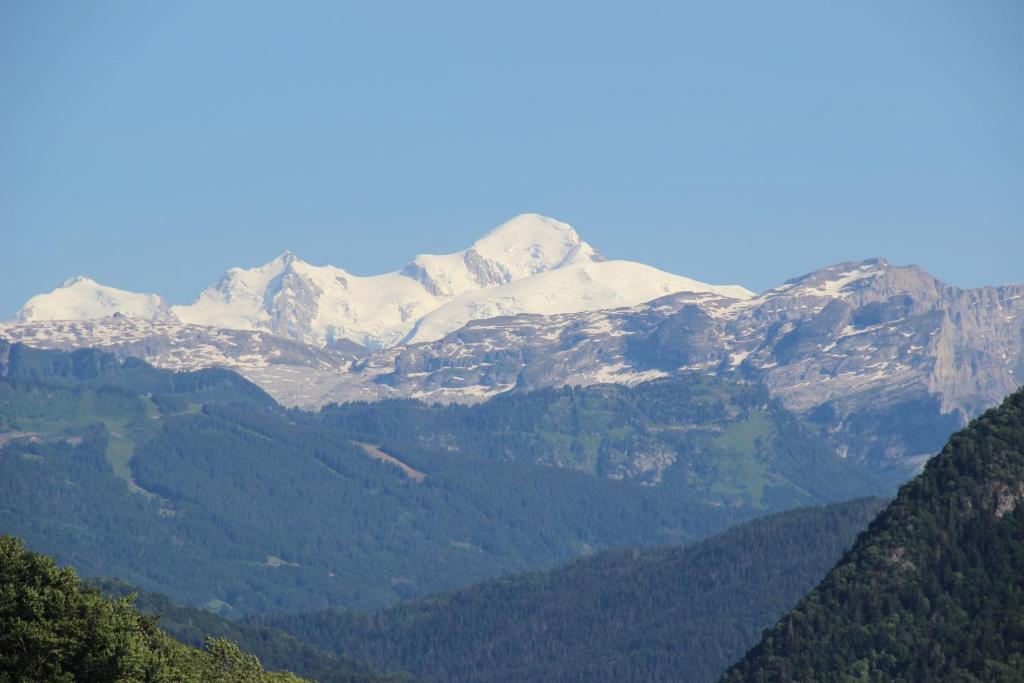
[12,213,751,349]
[4,213,1023,682]
[3,214,1022,478]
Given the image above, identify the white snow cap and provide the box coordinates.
[14,213,754,348]
[405,260,753,344]
[468,212,603,274]
[402,213,603,298]
[15,276,175,323]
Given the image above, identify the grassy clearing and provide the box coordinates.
[711,410,775,506]
[715,410,772,456]
[101,417,136,483]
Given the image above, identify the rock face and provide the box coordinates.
[0,315,362,407]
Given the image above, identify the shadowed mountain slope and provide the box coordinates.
[255,499,886,683]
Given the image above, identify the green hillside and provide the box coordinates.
[255,498,886,683]
[722,387,1024,682]
[0,341,750,614]
[315,375,886,509]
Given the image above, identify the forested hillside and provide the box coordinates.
[314,375,886,508]
[722,387,1024,682]
[0,535,316,682]
[1,341,752,614]
[255,498,886,683]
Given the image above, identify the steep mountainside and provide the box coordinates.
[403,258,752,344]
[722,387,1024,682]
[0,342,762,615]
[256,499,886,683]
[0,314,363,405]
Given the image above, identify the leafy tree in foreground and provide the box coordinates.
[0,534,308,682]
[722,387,1024,682]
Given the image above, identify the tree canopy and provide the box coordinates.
[0,535,310,682]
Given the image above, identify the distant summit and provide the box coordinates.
[15,276,175,324]
[404,213,605,298]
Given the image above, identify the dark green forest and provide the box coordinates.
[253,498,886,683]
[722,387,1024,682]
[94,577,408,683]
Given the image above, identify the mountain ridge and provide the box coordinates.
[12,213,752,349]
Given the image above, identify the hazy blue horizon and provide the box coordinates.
[3,1,1022,317]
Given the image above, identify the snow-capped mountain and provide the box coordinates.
[12,213,753,349]
[15,276,175,324]
[400,213,604,297]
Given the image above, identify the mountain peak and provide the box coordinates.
[476,213,575,242]
[770,257,896,297]
[15,278,174,323]
[60,275,97,288]
[472,213,603,269]
[399,214,603,301]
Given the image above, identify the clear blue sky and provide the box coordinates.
[2,1,1022,317]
